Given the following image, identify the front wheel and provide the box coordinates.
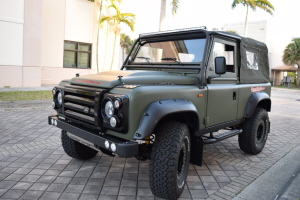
[238,108,269,154]
[149,121,190,200]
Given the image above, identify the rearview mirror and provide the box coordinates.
[215,56,226,75]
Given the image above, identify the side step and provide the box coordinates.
[203,129,243,144]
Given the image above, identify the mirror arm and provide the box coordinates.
[207,74,221,84]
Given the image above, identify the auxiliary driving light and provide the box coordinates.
[51,119,54,125]
[111,143,116,152]
[114,99,121,109]
[105,141,110,149]
[110,117,117,127]
[53,120,57,126]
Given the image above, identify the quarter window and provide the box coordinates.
[63,41,92,68]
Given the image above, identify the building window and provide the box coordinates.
[63,41,92,68]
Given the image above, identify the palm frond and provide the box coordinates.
[171,0,180,15]
[108,3,121,15]
[283,38,300,66]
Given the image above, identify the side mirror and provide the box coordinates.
[215,56,226,75]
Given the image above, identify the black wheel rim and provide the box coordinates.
[255,119,266,146]
[177,137,188,187]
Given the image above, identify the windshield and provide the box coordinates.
[130,38,206,65]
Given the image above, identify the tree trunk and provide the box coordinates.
[110,31,118,70]
[122,47,125,62]
[297,64,300,87]
[159,0,167,31]
[96,0,104,73]
[244,5,249,37]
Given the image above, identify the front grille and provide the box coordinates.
[62,84,108,130]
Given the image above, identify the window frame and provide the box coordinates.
[63,40,92,69]
[206,38,237,78]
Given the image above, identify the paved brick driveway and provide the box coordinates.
[0,89,299,200]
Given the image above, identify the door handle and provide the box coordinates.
[233,92,237,100]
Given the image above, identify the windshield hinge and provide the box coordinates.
[204,117,209,126]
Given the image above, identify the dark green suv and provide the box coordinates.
[49,27,271,199]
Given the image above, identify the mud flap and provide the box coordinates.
[190,136,203,166]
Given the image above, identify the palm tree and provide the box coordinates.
[100,3,135,70]
[226,30,239,35]
[159,0,179,31]
[283,38,300,87]
[231,0,274,37]
[120,33,134,62]
[87,0,122,72]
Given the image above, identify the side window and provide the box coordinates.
[207,41,235,77]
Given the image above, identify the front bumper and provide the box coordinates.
[48,115,138,158]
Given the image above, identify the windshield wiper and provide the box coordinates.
[161,57,182,65]
[136,57,151,64]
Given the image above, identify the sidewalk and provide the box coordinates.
[0,85,55,92]
[0,86,299,199]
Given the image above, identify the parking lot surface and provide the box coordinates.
[0,89,299,200]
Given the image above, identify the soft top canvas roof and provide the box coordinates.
[239,37,269,84]
[211,32,270,84]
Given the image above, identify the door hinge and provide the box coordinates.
[204,117,209,126]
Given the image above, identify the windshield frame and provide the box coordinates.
[122,32,208,70]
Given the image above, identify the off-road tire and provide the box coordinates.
[61,131,98,160]
[238,108,269,154]
[150,121,191,200]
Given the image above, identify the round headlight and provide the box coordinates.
[104,101,114,118]
[57,91,62,106]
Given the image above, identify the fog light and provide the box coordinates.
[52,101,56,109]
[51,119,54,125]
[111,143,116,152]
[54,120,57,126]
[110,117,117,127]
[105,141,110,149]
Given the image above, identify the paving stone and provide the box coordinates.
[59,192,81,200]
[119,186,137,196]
[190,189,209,199]
[70,177,89,185]
[65,184,85,193]
[137,188,154,197]
[36,175,56,183]
[20,190,43,200]
[40,191,62,200]
[0,180,16,189]
[79,193,99,200]
[0,188,8,196]
[47,183,68,193]
[98,195,117,200]
[20,174,40,182]
[1,189,25,199]
[101,186,119,195]
[4,174,25,181]
[11,182,33,190]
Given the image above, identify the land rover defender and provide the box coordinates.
[48,27,271,199]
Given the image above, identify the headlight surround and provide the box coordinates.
[104,100,114,119]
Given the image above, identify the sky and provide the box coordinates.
[120,0,300,40]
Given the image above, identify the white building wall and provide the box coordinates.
[223,20,287,70]
[0,0,24,87]
[65,0,94,43]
